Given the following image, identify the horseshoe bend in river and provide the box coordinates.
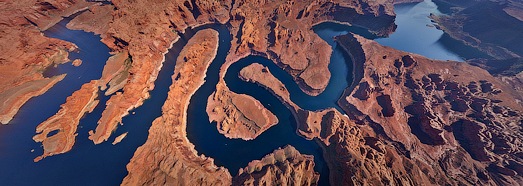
[2,0,518,185]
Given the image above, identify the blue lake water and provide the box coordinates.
[0,1,487,185]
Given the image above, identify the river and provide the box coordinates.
[0,1,478,185]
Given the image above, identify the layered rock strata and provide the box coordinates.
[239,63,323,139]
[207,85,278,140]
[121,29,232,185]
[0,0,96,124]
[233,145,320,186]
[226,0,396,96]
[32,80,100,162]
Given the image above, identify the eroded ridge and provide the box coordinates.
[86,0,232,144]
[233,145,320,186]
[32,80,100,162]
[225,0,396,96]
[122,29,232,185]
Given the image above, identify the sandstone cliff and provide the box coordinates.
[238,33,523,185]
[233,145,320,186]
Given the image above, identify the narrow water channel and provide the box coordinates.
[0,1,484,185]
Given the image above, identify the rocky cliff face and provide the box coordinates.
[238,32,523,185]
[87,0,232,144]
[334,33,523,185]
[233,145,320,186]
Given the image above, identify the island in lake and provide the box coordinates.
[0,0,522,185]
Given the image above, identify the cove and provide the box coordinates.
[0,16,206,185]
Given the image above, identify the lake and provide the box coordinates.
[0,1,480,185]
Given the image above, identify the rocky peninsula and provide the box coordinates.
[207,85,279,140]
[121,29,232,185]
[32,80,100,162]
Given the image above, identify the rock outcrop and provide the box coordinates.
[98,51,131,96]
[239,32,523,185]
[32,80,100,162]
[88,0,232,144]
[334,33,523,185]
[0,0,96,124]
[233,145,320,186]
[226,0,396,96]
[207,85,278,140]
[239,63,320,139]
[66,4,114,35]
[122,29,232,185]
[112,132,128,145]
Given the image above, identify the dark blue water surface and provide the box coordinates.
[0,1,487,185]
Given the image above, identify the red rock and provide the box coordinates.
[233,145,320,186]
[335,33,523,184]
[207,86,279,140]
[33,80,100,162]
[122,29,232,185]
[226,0,396,96]
[0,0,95,124]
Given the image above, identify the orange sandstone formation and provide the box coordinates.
[112,132,128,145]
[239,63,321,139]
[331,33,523,185]
[66,4,114,35]
[239,32,523,184]
[0,75,66,125]
[32,80,99,162]
[72,59,82,66]
[122,29,231,185]
[226,0,396,96]
[88,0,232,144]
[0,0,97,124]
[207,86,278,140]
[233,145,320,186]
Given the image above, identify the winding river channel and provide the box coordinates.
[0,0,479,185]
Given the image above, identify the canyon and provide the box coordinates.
[0,0,522,185]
